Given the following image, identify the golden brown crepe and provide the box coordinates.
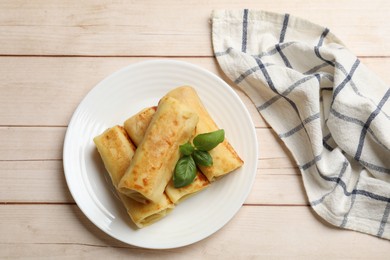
[165,86,244,182]
[165,171,209,204]
[118,96,199,204]
[124,106,157,146]
[118,193,174,228]
[124,106,211,204]
[93,125,174,228]
[93,125,136,186]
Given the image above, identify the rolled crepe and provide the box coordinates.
[124,106,210,204]
[93,125,136,186]
[118,193,173,228]
[165,86,244,182]
[118,96,199,203]
[93,125,174,228]
[124,106,157,146]
[165,171,209,204]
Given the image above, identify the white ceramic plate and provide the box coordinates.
[63,60,258,249]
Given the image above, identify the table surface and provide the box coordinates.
[1,0,389,258]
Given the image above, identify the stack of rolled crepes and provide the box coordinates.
[93,86,243,228]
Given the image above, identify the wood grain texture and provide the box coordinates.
[0,0,389,56]
[0,57,389,127]
[0,205,389,259]
[0,57,266,127]
[0,127,65,160]
[1,0,389,256]
[0,127,290,161]
[0,125,303,205]
[0,161,73,203]
[0,160,304,205]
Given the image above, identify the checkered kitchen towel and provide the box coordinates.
[212,10,390,239]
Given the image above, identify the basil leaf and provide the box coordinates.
[173,156,197,188]
[193,129,225,151]
[193,150,213,166]
[179,142,194,156]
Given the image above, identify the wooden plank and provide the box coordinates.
[0,160,73,203]
[246,173,307,205]
[0,205,388,258]
[1,57,389,128]
[0,56,265,127]
[259,157,296,169]
[0,127,291,161]
[257,128,292,160]
[0,160,304,204]
[0,127,65,160]
[0,0,389,56]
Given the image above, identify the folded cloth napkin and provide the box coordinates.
[212,9,390,239]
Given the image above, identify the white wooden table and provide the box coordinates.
[1,1,389,258]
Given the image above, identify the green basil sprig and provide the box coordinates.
[193,129,225,151]
[179,142,194,156]
[173,129,225,188]
[173,156,197,188]
[192,150,212,166]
